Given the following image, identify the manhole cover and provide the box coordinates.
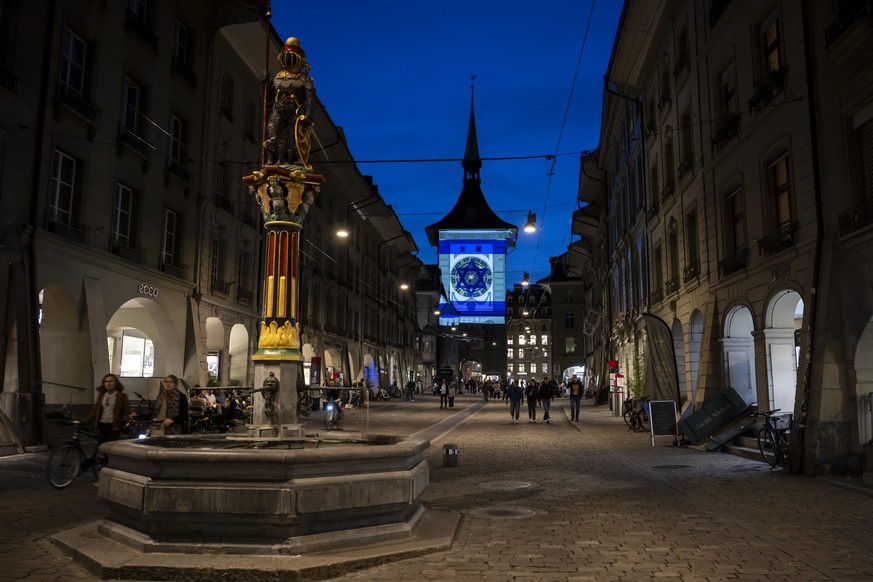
[468,506,538,519]
[478,480,538,491]
[652,464,691,470]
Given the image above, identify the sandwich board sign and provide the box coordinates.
[649,400,678,446]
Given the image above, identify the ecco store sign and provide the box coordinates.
[138,283,159,298]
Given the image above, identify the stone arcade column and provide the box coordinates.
[242,38,324,436]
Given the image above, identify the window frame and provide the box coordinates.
[49,149,77,226]
[60,27,87,96]
[113,182,134,247]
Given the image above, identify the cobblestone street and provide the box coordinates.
[2,394,872,581]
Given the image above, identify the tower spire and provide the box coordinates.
[462,75,481,183]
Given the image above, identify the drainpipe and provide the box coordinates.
[794,0,826,475]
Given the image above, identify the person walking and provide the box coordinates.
[568,374,583,421]
[525,379,539,423]
[152,374,189,436]
[507,381,524,423]
[539,376,554,424]
[447,382,457,408]
[83,374,132,444]
[439,381,448,409]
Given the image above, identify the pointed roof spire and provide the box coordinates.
[463,76,481,182]
[424,77,518,247]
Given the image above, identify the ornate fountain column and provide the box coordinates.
[243,37,324,434]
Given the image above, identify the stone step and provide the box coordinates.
[734,435,760,449]
[722,442,767,463]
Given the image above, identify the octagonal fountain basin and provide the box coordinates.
[96,432,430,555]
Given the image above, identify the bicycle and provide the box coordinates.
[755,409,791,471]
[622,396,650,432]
[46,421,105,488]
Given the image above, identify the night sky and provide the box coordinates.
[271,1,622,285]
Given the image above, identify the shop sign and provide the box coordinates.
[138,283,159,298]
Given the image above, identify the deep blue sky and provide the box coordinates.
[272,1,622,285]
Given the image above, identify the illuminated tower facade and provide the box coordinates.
[425,95,517,325]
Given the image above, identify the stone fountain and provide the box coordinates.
[53,38,456,579]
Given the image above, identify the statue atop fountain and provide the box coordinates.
[243,37,325,433]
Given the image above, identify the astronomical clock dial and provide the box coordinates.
[450,256,493,299]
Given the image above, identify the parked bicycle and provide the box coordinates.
[622,396,651,432]
[46,421,104,488]
[755,409,791,471]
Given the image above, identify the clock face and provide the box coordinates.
[450,256,493,299]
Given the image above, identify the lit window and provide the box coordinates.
[519,363,526,374]
[541,334,548,346]
[117,331,155,378]
[518,335,527,345]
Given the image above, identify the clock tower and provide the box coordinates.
[425,91,517,326]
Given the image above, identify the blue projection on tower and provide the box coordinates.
[425,87,517,326]
[438,234,509,324]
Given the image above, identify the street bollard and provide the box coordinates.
[443,443,458,467]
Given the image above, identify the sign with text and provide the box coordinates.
[677,387,749,444]
[649,400,678,446]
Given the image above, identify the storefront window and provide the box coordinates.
[118,330,155,377]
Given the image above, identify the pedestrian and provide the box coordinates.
[406,380,416,401]
[539,376,554,424]
[439,381,448,409]
[448,382,457,408]
[568,374,583,421]
[507,381,524,423]
[83,374,132,443]
[525,379,539,423]
[152,374,189,436]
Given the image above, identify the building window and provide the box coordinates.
[507,348,514,359]
[541,334,548,346]
[564,312,575,329]
[518,334,527,346]
[859,118,873,200]
[507,336,513,346]
[210,238,226,291]
[162,209,180,266]
[174,20,190,65]
[728,188,745,254]
[60,28,87,96]
[121,77,141,134]
[243,97,255,140]
[508,364,514,375]
[529,334,537,345]
[720,66,738,116]
[169,114,184,163]
[220,73,234,120]
[113,183,134,247]
[49,149,77,226]
[668,221,680,289]
[761,13,782,74]
[769,154,792,229]
[565,337,576,356]
[542,349,549,359]
[541,362,549,374]
[129,0,147,20]
[685,208,699,279]
[517,348,524,359]
[116,330,155,378]
[518,363,526,374]
[680,110,693,174]
[664,141,675,191]
[237,251,251,294]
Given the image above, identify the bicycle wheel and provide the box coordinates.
[637,406,650,432]
[46,444,82,488]
[778,433,792,473]
[622,409,636,430]
[757,426,779,466]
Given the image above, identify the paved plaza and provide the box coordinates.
[2,393,872,581]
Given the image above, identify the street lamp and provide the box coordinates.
[521,272,530,287]
[523,211,536,233]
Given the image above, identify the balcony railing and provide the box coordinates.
[651,287,663,304]
[45,215,88,244]
[166,159,190,183]
[160,262,187,279]
[756,222,798,256]
[125,11,159,52]
[682,263,699,283]
[171,57,198,88]
[111,243,144,264]
[718,248,748,277]
[118,128,153,158]
[677,158,692,181]
[664,276,679,295]
[215,195,235,215]
[660,184,675,203]
[825,0,872,48]
[712,113,739,153]
[56,83,102,125]
[748,67,787,114]
[211,280,231,295]
[237,287,254,305]
[839,196,873,237]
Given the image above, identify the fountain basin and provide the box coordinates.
[97,432,430,554]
